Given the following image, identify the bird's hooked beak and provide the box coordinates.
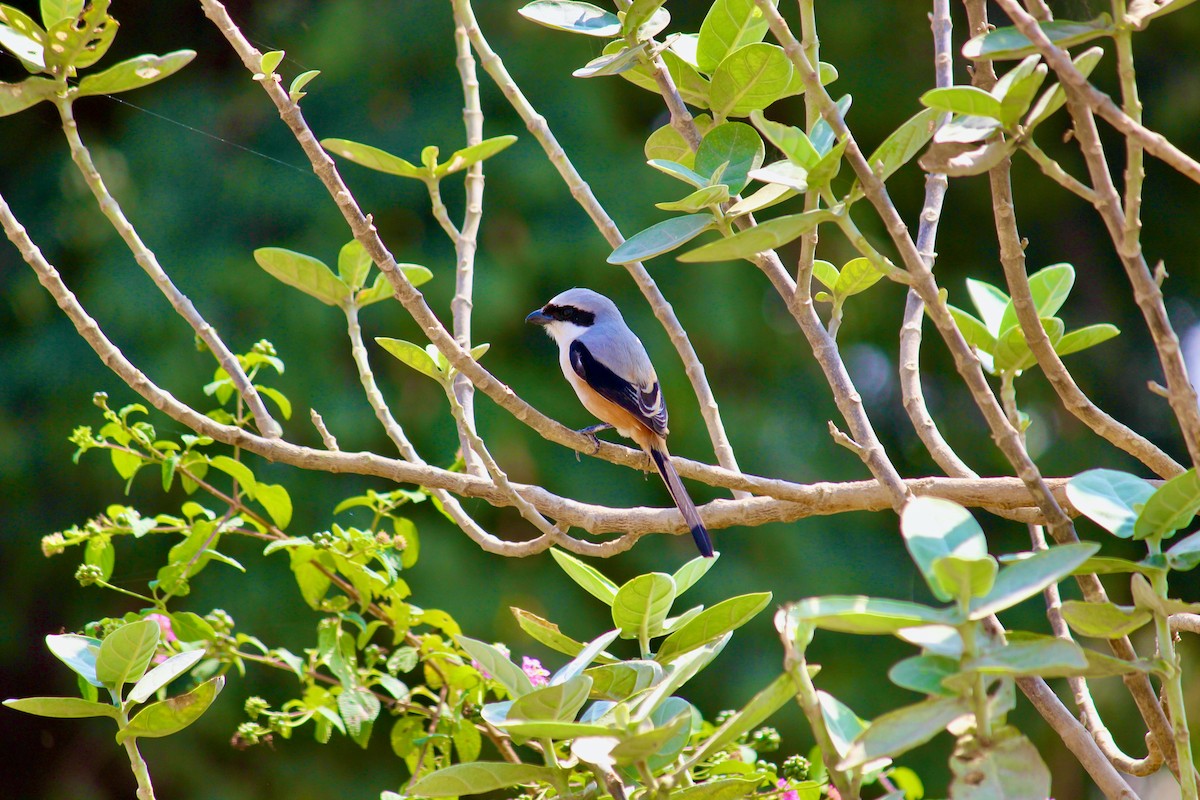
[526,307,552,326]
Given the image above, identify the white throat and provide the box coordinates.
[542,320,590,349]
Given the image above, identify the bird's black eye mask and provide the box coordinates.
[542,304,595,326]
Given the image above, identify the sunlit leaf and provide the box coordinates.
[607,214,716,264]
[76,51,196,98]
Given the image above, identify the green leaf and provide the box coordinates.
[811,259,839,291]
[695,121,765,194]
[456,635,533,698]
[255,483,292,529]
[96,619,160,690]
[691,672,795,760]
[993,317,1062,373]
[750,110,819,168]
[259,49,284,75]
[932,555,998,601]
[517,0,620,36]
[0,6,47,72]
[1065,468,1154,539]
[584,660,662,700]
[550,548,618,605]
[0,76,55,117]
[410,763,557,796]
[862,107,941,184]
[40,0,83,27]
[606,214,715,265]
[655,184,731,213]
[672,553,720,596]
[792,596,955,635]
[436,135,519,177]
[85,536,115,582]
[949,729,1051,800]
[747,160,809,191]
[207,455,257,498]
[678,209,835,263]
[647,158,711,188]
[1061,601,1151,638]
[76,50,196,98]
[612,573,676,640]
[611,710,691,763]
[509,675,592,722]
[320,138,425,178]
[118,675,224,743]
[818,691,867,758]
[376,337,443,380]
[709,43,793,118]
[289,69,320,101]
[169,612,216,643]
[574,41,649,78]
[997,63,1047,129]
[962,15,1114,61]
[622,0,669,36]
[645,117,712,168]
[726,182,796,216]
[512,608,596,659]
[1071,555,1164,577]
[1167,530,1200,571]
[46,634,103,687]
[998,262,1074,334]
[920,86,1003,119]
[901,497,989,602]
[253,247,348,307]
[888,655,958,696]
[966,278,1010,336]
[500,719,613,738]
[128,650,205,704]
[696,0,778,74]
[967,635,1087,676]
[4,696,118,719]
[841,696,969,769]
[1026,47,1104,129]
[338,686,380,746]
[656,592,771,662]
[969,542,1099,619]
[550,629,620,685]
[1134,468,1200,541]
[1055,323,1120,357]
[337,239,372,289]
[833,257,884,297]
[671,779,766,800]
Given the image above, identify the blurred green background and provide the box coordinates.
[4,1,1200,797]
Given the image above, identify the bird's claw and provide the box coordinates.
[575,423,612,457]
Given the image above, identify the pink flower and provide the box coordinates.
[146,613,176,643]
[778,779,800,800]
[521,656,550,687]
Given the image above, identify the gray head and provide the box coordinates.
[525,288,625,341]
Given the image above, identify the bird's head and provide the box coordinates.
[526,288,621,344]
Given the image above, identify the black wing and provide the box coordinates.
[569,339,668,437]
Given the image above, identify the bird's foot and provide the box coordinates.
[574,423,613,458]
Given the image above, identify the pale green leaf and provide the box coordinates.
[76,50,196,98]
[550,548,618,605]
[678,209,835,263]
[840,696,969,769]
[518,0,620,36]
[968,542,1099,619]
[963,15,1114,61]
[128,649,206,704]
[1026,47,1104,129]
[695,121,765,193]
[1134,468,1200,541]
[696,0,778,74]
[833,256,884,297]
[255,483,293,529]
[1061,600,1151,638]
[1055,323,1120,357]
[253,247,348,306]
[436,135,518,176]
[709,42,792,118]
[96,619,159,690]
[1065,468,1154,539]
[901,497,989,603]
[321,138,425,178]
[376,337,443,380]
[4,696,118,719]
[118,676,225,742]
[656,592,771,661]
[792,595,956,635]
[606,214,715,264]
[920,86,1003,119]
[456,635,533,698]
[509,675,593,722]
[46,634,103,687]
[612,573,676,640]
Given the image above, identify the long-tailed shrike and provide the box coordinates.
[526,288,713,557]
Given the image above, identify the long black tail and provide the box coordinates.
[649,446,714,558]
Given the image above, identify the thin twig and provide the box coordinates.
[898,0,977,479]
[53,97,281,440]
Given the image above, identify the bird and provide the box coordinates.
[526,288,714,557]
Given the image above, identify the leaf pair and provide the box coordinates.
[948,263,1119,376]
[254,240,432,309]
